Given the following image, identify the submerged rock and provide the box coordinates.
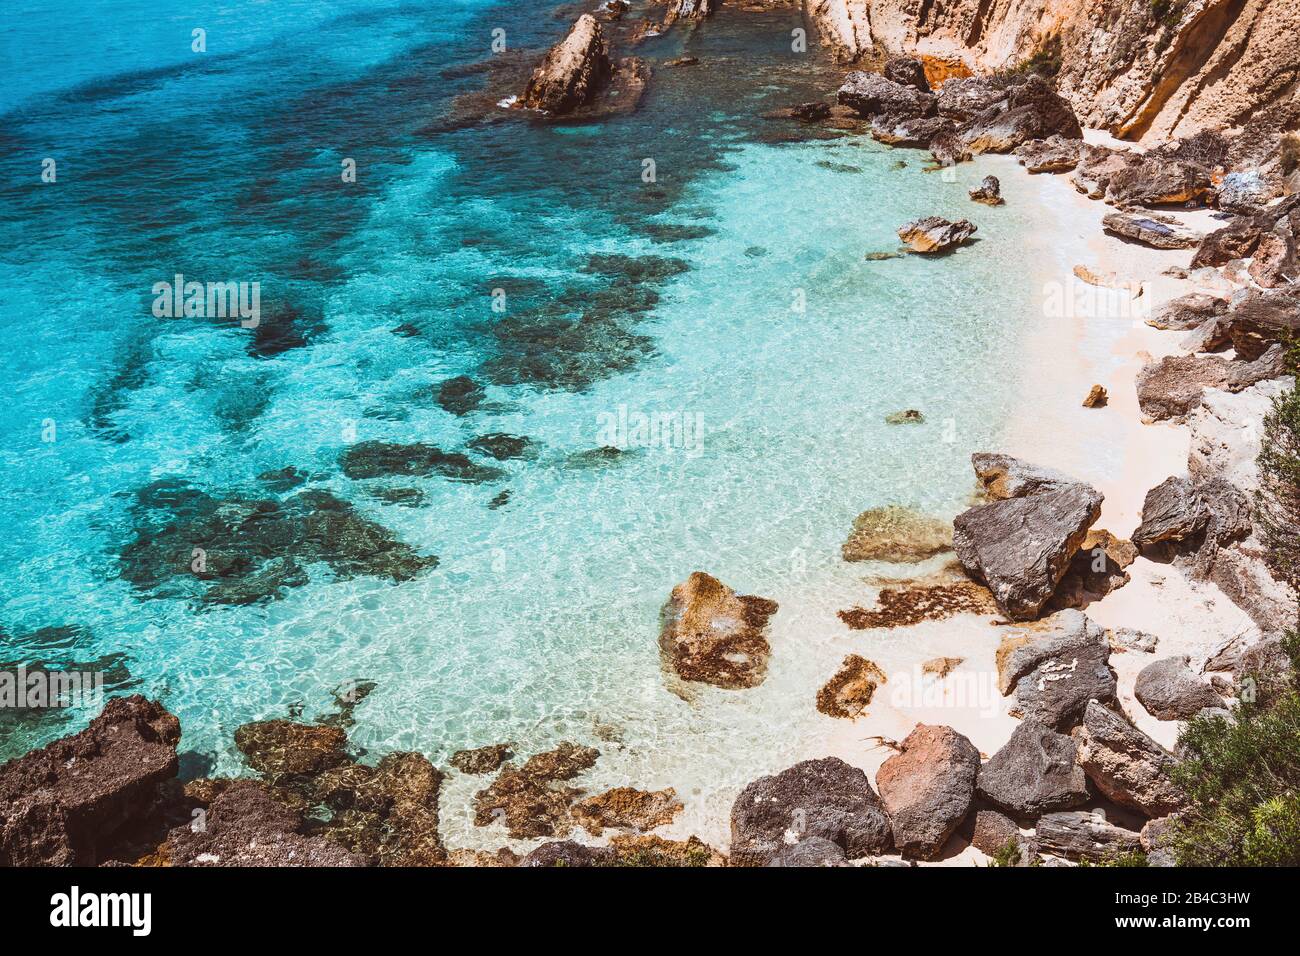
[875,724,979,859]
[0,696,180,866]
[841,505,952,563]
[897,217,977,254]
[435,375,485,415]
[520,840,615,867]
[466,433,535,461]
[838,579,996,629]
[730,757,892,865]
[1072,700,1185,817]
[451,743,515,775]
[659,572,778,688]
[473,741,599,839]
[571,786,683,834]
[340,441,504,482]
[885,408,925,425]
[816,654,886,719]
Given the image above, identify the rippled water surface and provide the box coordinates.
[1,0,1059,844]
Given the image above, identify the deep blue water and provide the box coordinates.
[1,0,1061,845]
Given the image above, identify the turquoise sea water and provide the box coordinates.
[1,1,1058,843]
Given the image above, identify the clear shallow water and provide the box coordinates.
[3,1,1051,845]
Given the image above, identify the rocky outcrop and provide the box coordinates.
[841,505,952,562]
[1015,136,1081,173]
[659,572,778,688]
[520,840,615,867]
[837,71,936,121]
[1103,212,1203,249]
[766,835,850,867]
[1072,701,1186,817]
[1130,475,1251,564]
[897,217,977,254]
[1225,289,1300,361]
[1147,292,1228,331]
[519,15,612,115]
[165,781,369,867]
[875,724,980,858]
[730,757,892,865]
[0,696,180,866]
[995,610,1116,728]
[451,743,514,775]
[473,741,599,839]
[969,176,1003,205]
[1135,346,1286,421]
[1135,655,1223,720]
[954,458,1103,621]
[959,76,1083,154]
[971,453,1077,501]
[816,654,886,719]
[1036,810,1141,863]
[977,720,1090,818]
[883,55,930,91]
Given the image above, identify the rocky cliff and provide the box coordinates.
[805,0,1300,142]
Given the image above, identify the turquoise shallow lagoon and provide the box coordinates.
[1,1,1071,845]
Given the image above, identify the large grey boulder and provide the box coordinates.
[936,76,1007,121]
[976,720,1090,818]
[766,836,849,867]
[958,76,1082,153]
[954,476,1103,621]
[1103,212,1203,249]
[1072,701,1186,817]
[1015,135,1082,173]
[836,71,936,120]
[1225,288,1300,361]
[875,724,980,859]
[1036,810,1142,863]
[971,453,1078,501]
[1130,475,1251,558]
[730,757,892,865]
[1146,292,1228,331]
[1235,634,1294,706]
[1135,656,1223,720]
[995,610,1116,728]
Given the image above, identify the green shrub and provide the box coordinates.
[1256,385,1300,593]
[1169,629,1300,865]
[988,840,1021,867]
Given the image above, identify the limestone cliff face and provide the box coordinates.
[805,0,1300,141]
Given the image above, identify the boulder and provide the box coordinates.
[816,655,886,719]
[1105,156,1213,207]
[936,76,1007,122]
[969,176,1003,206]
[1130,476,1203,550]
[836,71,936,120]
[1071,143,1133,199]
[520,840,616,867]
[959,76,1082,154]
[869,115,954,148]
[970,808,1025,856]
[994,610,1116,728]
[1082,384,1108,407]
[897,217,977,254]
[1072,701,1185,817]
[729,757,892,865]
[883,56,930,92]
[1218,171,1273,213]
[571,786,683,834]
[450,743,514,775]
[971,453,1077,501]
[875,724,980,859]
[1135,656,1223,720]
[976,720,1090,817]
[765,836,849,867]
[659,572,778,688]
[0,696,180,866]
[1103,212,1203,249]
[519,15,612,115]
[165,780,369,867]
[1146,293,1228,332]
[1141,816,1178,867]
[1225,288,1300,361]
[1135,345,1286,421]
[1015,135,1081,173]
[953,481,1103,621]
[788,101,831,122]
[1036,810,1142,863]
[841,505,952,562]
[929,131,972,167]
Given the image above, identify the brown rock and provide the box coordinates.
[816,654,887,719]
[1072,700,1186,817]
[876,724,980,858]
[519,15,612,115]
[660,571,778,688]
[1082,384,1108,408]
[233,719,349,788]
[473,741,599,839]
[838,581,996,629]
[450,743,514,775]
[922,656,964,679]
[897,217,977,254]
[571,786,683,834]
